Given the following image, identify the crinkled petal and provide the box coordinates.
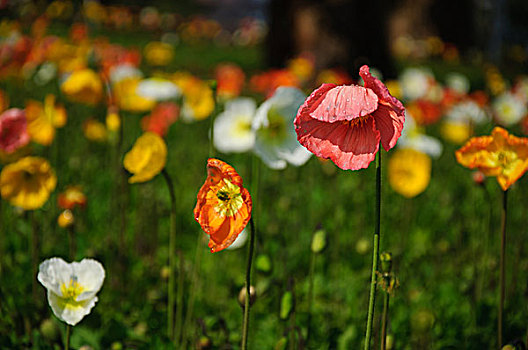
[48,291,97,326]
[72,259,105,301]
[38,257,72,297]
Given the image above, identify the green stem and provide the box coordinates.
[162,169,178,342]
[364,149,382,350]
[209,81,218,158]
[64,324,71,350]
[380,291,390,350]
[306,237,316,344]
[182,233,204,349]
[241,217,256,350]
[498,189,507,349]
[68,224,76,261]
[175,251,185,345]
[31,211,39,305]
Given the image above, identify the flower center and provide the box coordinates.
[60,277,84,301]
[496,150,518,172]
[214,179,243,217]
[345,115,370,127]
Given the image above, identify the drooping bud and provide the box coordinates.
[57,209,74,228]
[311,228,327,253]
[238,285,256,308]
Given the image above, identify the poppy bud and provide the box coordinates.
[311,229,327,253]
[472,170,485,185]
[160,266,171,279]
[255,254,272,274]
[57,209,74,228]
[380,252,392,274]
[197,336,212,349]
[40,318,60,341]
[238,285,256,308]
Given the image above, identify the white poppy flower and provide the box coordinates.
[445,72,470,94]
[398,111,443,158]
[399,67,434,101]
[447,100,489,124]
[213,98,256,153]
[109,64,143,84]
[253,87,312,169]
[493,92,527,126]
[38,258,105,326]
[136,78,181,101]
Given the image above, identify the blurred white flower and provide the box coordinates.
[399,67,434,101]
[137,78,181,101]
[253,87,311,169]
[213,97,256,153]
[38,258,105,326]
[513,76,528,103]
[445,72,470,94]
[34,62,58,86]
[493,92,527,126]
[109,64,143,84]
[398,111,443,158]
[447,100,489,125]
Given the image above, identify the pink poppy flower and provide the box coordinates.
[294,65,405,170]
[0,108,30,154]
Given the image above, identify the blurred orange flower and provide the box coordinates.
[194,158,252,253]
[58,186,86,210]
[456,127,528,191]
[215,63,245,99]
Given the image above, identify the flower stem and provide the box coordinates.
[162,168,178,342]
[175,251,185,345]
[64,324,71,350]
[306,234,316,344]
[380,291,390,350]
[498,189,507,349]
[209,81,217,158]
[241,217,256,350]
[30,211,39,305]
[364,149,382,350]
[68,224,76,261]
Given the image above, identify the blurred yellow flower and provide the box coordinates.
[144,41,174,67]
[83,118,107,142]
[123,132,167,183]
[0,156,57,210]
[61,69,103,105]
[57,209,74,228]
[106,108,121,132]
[113,77,156,113]
[385,80,402,101]
[440,120,472,145]
[174,75,214,122]
[25,95,67,146]
[388,149,432,198]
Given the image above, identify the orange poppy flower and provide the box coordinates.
[455,127,528,190]
[194,158,252,253]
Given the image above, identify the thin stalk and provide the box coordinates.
[68,224,76,261]
[182,233,204,349]
[241,217,256,350]
[498,189,507,349]
[306,239,316,344]
[162,169,178,342]
[64,324,71,350]
[175,251,185,345]
[209,81,218,158]
[380,291,390,350]
[31,211,39,305]
[364,149,382,350]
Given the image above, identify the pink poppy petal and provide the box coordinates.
[296,113,380,170]
[0,108,30,153]
[372,102,405,151]
[359,65,405,150]
[310,85,378,123]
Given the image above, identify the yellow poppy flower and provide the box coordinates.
[178,76,214,122]
[61,69,103,105]
[25,95,67,146]
[0,156,57,210]
[455,127,528,191]
[388,149,432,198]
[83,118,107,142]
[113,77,156,113]
[144,41,174,67]
[123,132,167,183]
[440,120,472,145]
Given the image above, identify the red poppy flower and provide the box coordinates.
[0,108,30,154]
[57,186,87,210]
[140,102,179,136]
[194,159,252,253]
[294,65,405,170]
